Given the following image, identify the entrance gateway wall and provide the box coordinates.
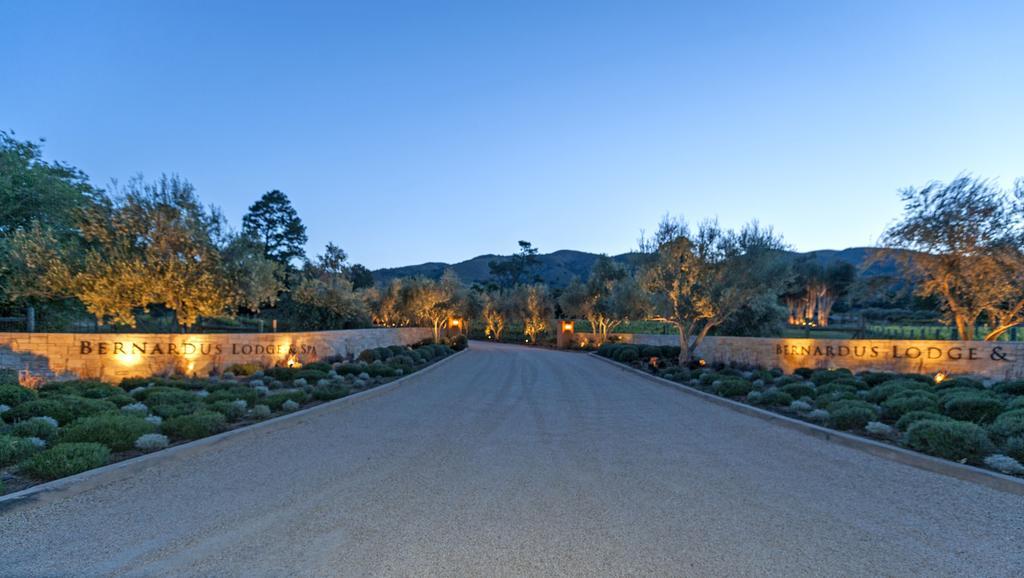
[0,327,433,381]
[585,333,1024,380]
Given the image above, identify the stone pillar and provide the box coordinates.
[556,320,575,349]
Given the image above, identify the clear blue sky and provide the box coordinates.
[3,1,1022,269]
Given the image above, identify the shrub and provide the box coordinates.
[615,347,640,363]
[162,411,227,440]
[807,409,830,422]
[60,414,157,452]
[134,433,170,452]
[993,381,1024,396]
[207,400,246,421]
[905,419,995,464]
[312,383,351,401]
[857,371,898,386]
[0,368,18,385]
[756,389,793,407]
[0,383,37,407]
[988,409,1024,440]
[224,362,262,376]
[282,399,300,412]
[253,404,271,418]
[120,402,149,417]
[387,355,415,372]
[19,443,110,480]
[789,400,813,412]
[714,379,752,398]
[941,391,1005,423]
[781,382,815,399]
[865,380,930,403]
[11,416,59,440]
[934,377,984,391]
[809,368,852,385]
[6,396,118,425]
[895,411,952,432]
[881,390,939,420]
[828,400,878,430]
[264,367,299,381]
[447,334,468,351]
[984,454,1024,475]
[263,391,307,410]
[136,387,196,406]
[793,368,813,379]
[1004,436,1024,461]
[206,387,259,407]
[150,401,202,419]
[865,421,895,438]
[746,391,763,404]
[0,434,39,466]
[294,369,328,382]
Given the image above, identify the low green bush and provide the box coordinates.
[39,380,121,400]
[5,396,118,425]
[793,368,813,379]
[940,391,1005,423]
[0,368,18,385]
[809,368,852,385]
[207,400,248,421]
[19,442,110,480]
[293,369,329,382]
[865,379,931,403]
[312,383,351,401]
[933,376,983,391]
[264,367,299,381]
[447,334,469,351]
[756,389,793,407]
[206,387,259,407]
[613,346,640,363]
[988,409,1024,440]
[881,390,939,420]
[827,400,878,430]
[11,417,59,440]
[0,434,39,466]
[60,414,158,452]
[857,371,898,386]
[386,355,415,372]
[1004,436,1024,461]
[905,419,995,464]
[0,383,37,407]
[715,379,753,398]
[224,362,263,376]
[896,411,953,432]
[781,382,815,399]
[162,411,227,440]
[150,400,202,419]
[136,387,196,406]
[993,381,1024,396]
[263,391,307,410]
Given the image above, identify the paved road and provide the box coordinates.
[2,342,1022,577]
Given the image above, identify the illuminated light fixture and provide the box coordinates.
[561,321,574,332]
[286,354,302,369]
[451,319,461,328]
[698,359,706,367]
[934,371,948,384]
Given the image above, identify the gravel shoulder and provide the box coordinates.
[1,341,1022,576]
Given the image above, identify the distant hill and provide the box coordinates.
[372,246,897,287]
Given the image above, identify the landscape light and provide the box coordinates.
[934,371,948,384]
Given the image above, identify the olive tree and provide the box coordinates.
[881,175,1024,340]
[402,270,463,342]
[559,256,649,344]
[515,283,554,343]
[640,217,790,363]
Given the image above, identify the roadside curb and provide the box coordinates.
[0,349,468,508]
[590,353,1024,496]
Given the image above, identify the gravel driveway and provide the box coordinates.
[1,341,1022,576]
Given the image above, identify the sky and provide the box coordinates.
[2,1,1022,269]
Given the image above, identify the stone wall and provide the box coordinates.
[586,332,1024,380]
[0,327,433,381]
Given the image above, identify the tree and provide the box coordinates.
[241,190,307,267]
[641,217,790,363]
[783,259,856,327]
[402,270,463,342]
[481,291,512,340]
[366,279,409,326]
[488,241,540,287]
[880,175,1024,340]
[0,131,98,237]
[292,275,369,326]
[515,283,554,343]
[559,256,649,344]
[220,235,285,313]
[348,264,375,289]
[74,174,231,328]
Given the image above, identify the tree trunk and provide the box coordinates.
[676,323,691,365]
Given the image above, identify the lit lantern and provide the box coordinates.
[934,371,948,384]
[561,321,574,333]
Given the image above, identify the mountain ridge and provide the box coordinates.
[372,247,888,287]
